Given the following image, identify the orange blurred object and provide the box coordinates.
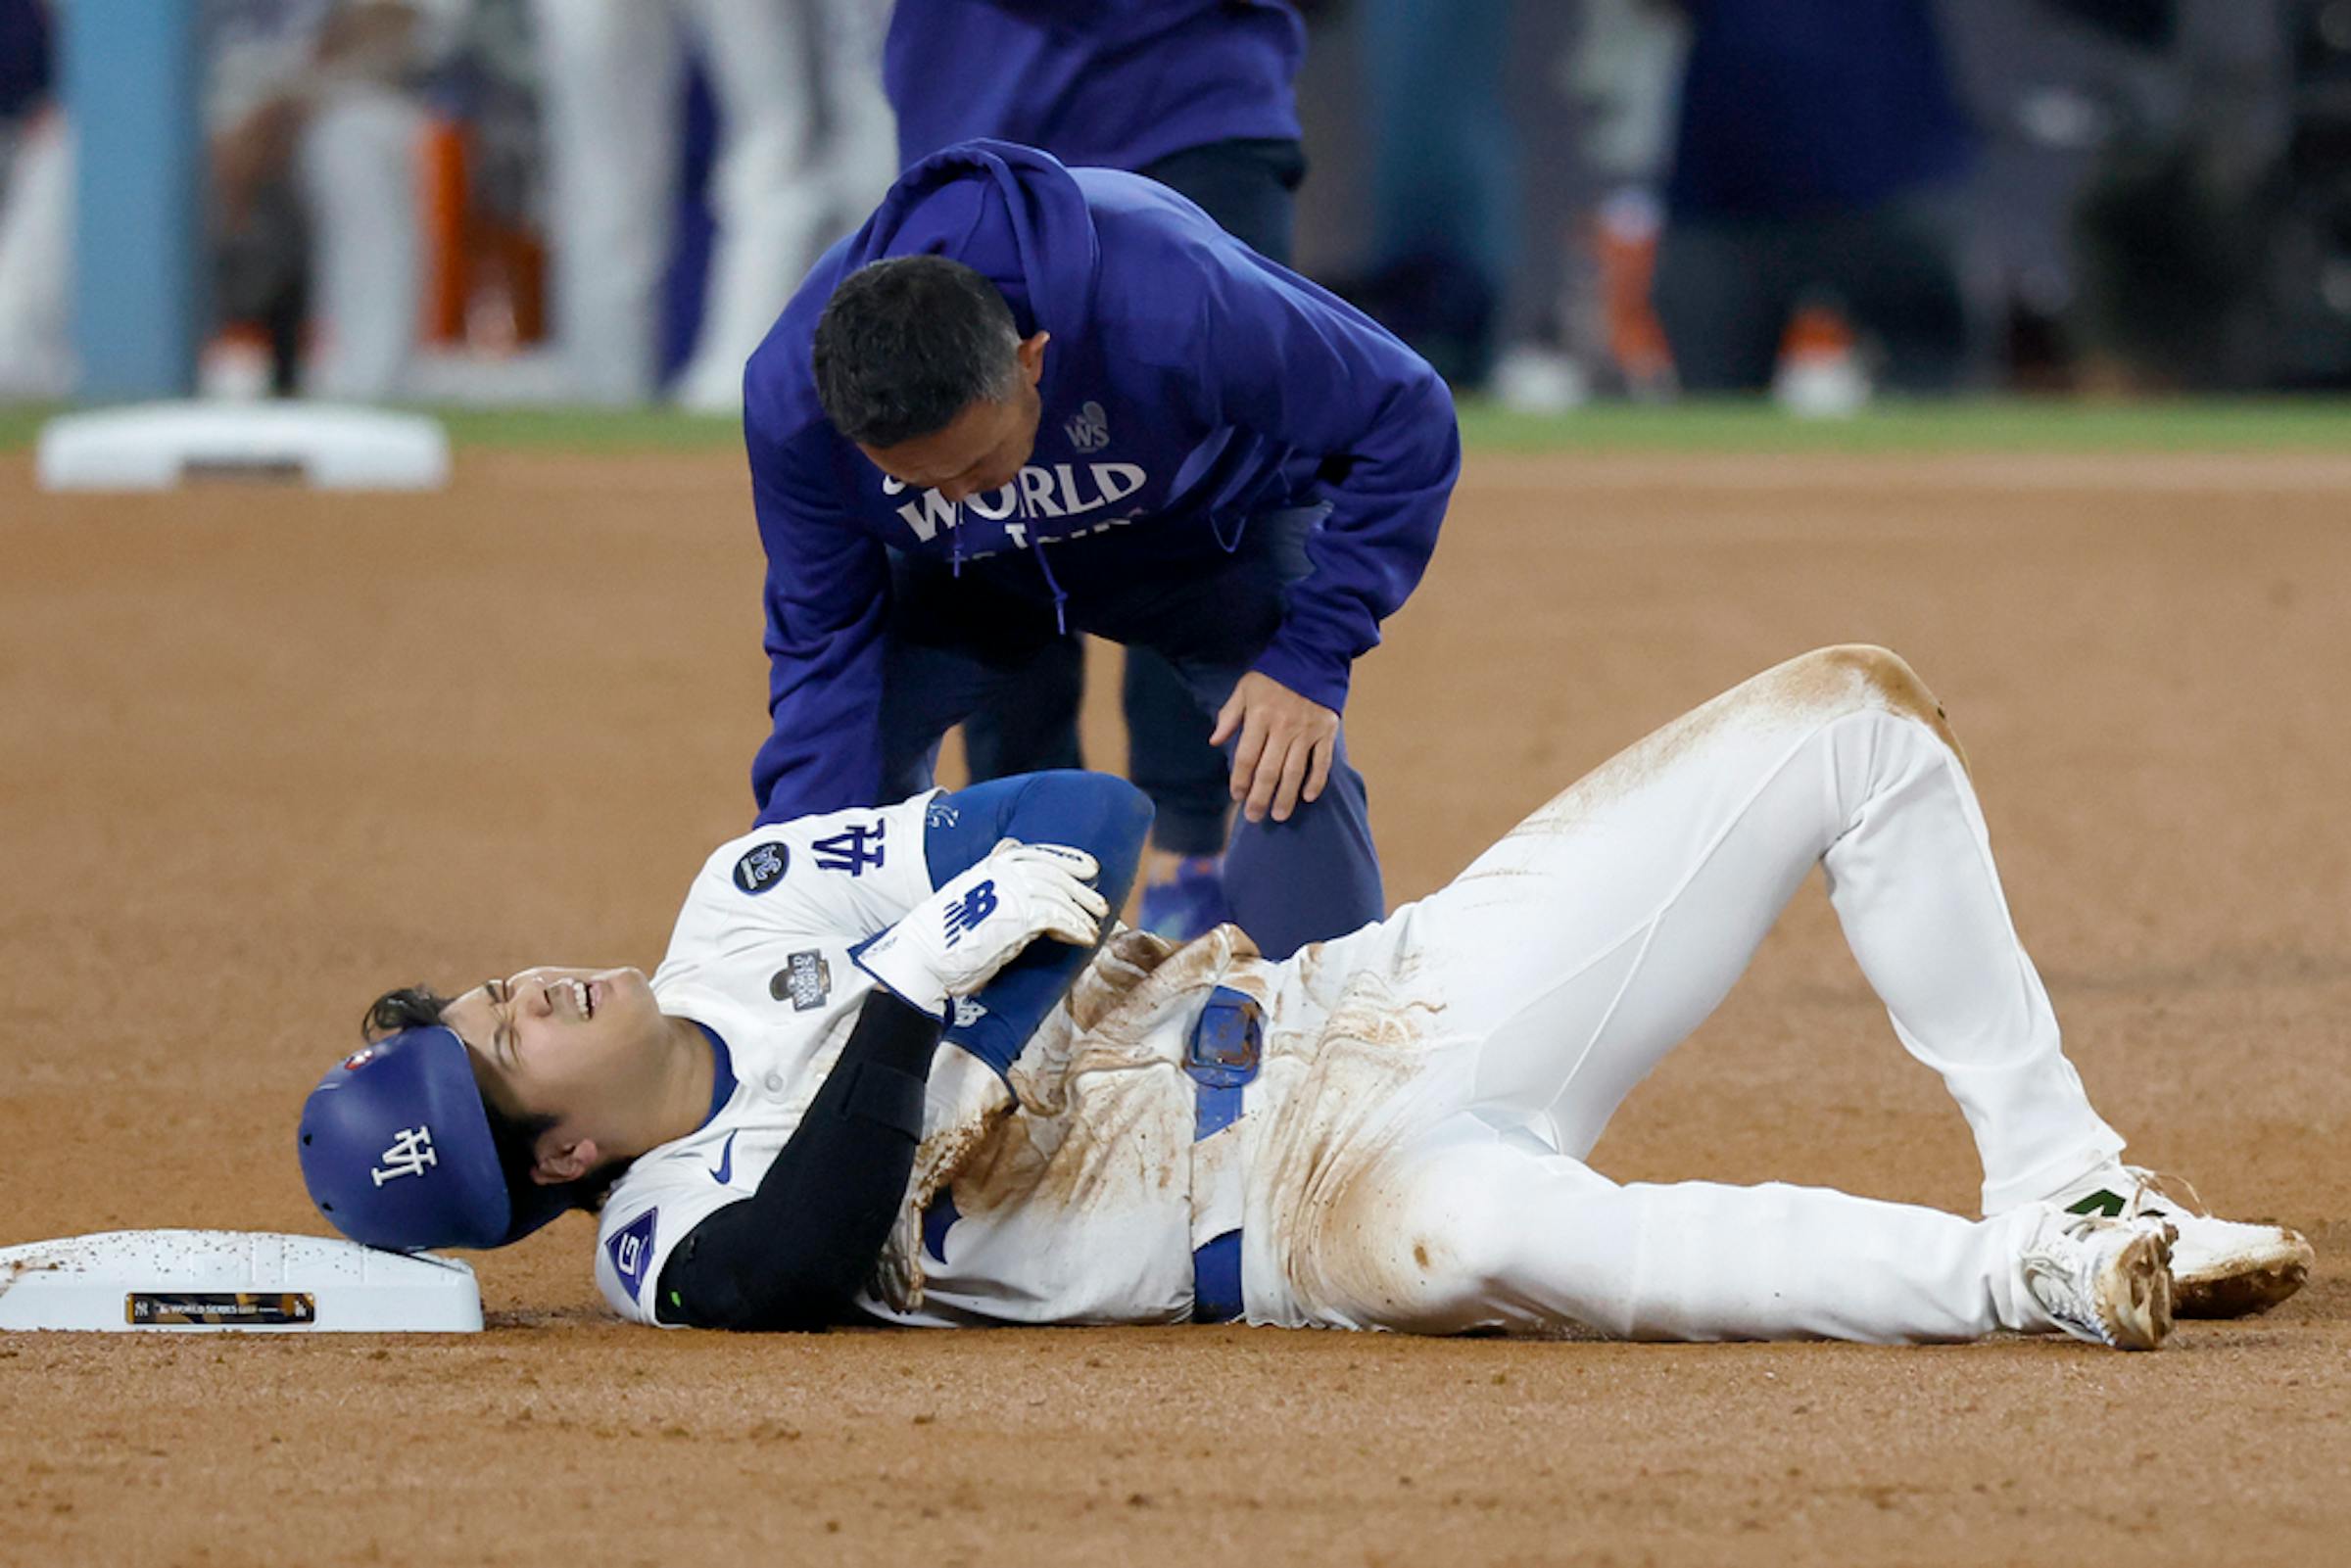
[418,117,545,351]
[1593,198,1673,394]
[1779,304,1857,366]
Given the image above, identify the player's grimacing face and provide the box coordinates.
[441,967,660,1126]
[857,330,1049,503]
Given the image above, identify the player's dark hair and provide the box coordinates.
[812,256,1022,447]
[361,984,621,1214]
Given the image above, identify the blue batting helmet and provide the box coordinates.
[297,1026,574,1251]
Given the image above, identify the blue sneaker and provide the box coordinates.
[1138,855,1230,941]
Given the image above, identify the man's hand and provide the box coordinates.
[1211,672,1339,825]
[854,841,1106,1015]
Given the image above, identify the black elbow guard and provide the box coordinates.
[824,989,937,1140]
[654,990,944,1331]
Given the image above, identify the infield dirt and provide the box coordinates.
[4,447,2347,1566]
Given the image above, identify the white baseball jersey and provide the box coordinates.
[595,794,1271,1329]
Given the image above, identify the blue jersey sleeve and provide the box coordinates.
[922,771,1154,1076]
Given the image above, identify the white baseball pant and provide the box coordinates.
[1282,645,2123,1341]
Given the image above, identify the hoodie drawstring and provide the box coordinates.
[1032,538,1070,635]
[943,492,1063,631]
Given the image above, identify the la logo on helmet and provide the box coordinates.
[371,1125,438,1186]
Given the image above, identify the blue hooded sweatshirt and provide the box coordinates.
[744,140,1457,824]
[886,1,1305,174]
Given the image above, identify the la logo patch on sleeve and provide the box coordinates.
[732,841,791,895]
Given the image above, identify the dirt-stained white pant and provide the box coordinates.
[1281,646,2123,1342]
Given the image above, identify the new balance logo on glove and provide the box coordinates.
[852,842,1103,1018]
[942,880,999,948]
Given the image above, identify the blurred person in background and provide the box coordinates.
[0,0,66,400]
[1651,0,1976,397]
[527,0,893,410]
[1492,0,1685,407]
[0,0,460,401]
[208,0,467,399]
[882,0,1313,941]
[1330,0,1518,388]
[2041,0,2298,390]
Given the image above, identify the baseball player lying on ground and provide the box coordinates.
[302,646,2312,1350]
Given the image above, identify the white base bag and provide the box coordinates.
[0,1230,482,1333]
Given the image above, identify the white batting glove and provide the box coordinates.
[853,840,1107,1016]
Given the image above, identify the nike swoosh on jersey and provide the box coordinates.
[708,1130,738,1185]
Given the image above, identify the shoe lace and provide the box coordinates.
[2120,1166,2208,1221]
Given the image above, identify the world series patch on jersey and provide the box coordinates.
[771,951,832,1011]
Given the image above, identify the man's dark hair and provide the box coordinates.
[812,256,1021,447]
[363,985,621,1214]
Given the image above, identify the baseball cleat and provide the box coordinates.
[2018,1209,2176,1351]
[2044,1165,2314,1319]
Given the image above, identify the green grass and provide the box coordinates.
[1455,397,2351,453]
[414,405,746,451]
[0,403,64,452]
[7,396,2351,458]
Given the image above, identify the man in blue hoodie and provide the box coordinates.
[884,0,1314,943]
[744,139,1458,961]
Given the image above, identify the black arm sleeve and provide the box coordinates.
[654,991,942,1330]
